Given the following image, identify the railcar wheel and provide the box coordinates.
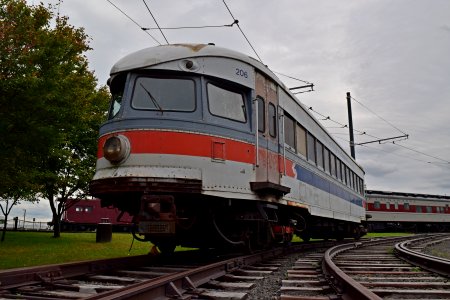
[300,233,310,242]
[353,227,362,240]
[157,241,176,254]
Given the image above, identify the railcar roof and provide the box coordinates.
[110,43,283,84]
[366,190,450,200]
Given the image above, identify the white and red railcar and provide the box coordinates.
[366,190,450,232]
[90,44,366,252]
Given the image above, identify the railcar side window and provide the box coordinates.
[416,206,423,213]
[330,153,336,177]
[269,103,277,137]
[336,159,342,181]
[426,206,432,213]
[307,133,316,164]
[404,203,410,210]
[132,77,195,111]
[359,178,364,195]
[344,165,347,184]
[352,173,356,190]
[296,124,307,157]
[374,201,380,209]
[108,73,127,119]
[386,202,390,210]
[323,148,330,173]
[284,114,296,149]
[346,168,351,187]
[257,97,265,132]
[316,141,324,169]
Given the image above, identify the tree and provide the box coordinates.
[0,0,110,237]
[0,189,35,242]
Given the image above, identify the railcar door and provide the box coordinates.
[251,72,290,196]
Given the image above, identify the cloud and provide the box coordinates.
[20,0,450,200]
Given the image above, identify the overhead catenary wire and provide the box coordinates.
[222,0,264,63]
[393,142,450,164]
[273,71,313,85]
[359,143,440,165]
[334,136,448,167]
[308,106,449,165]
[142,20,238,30]
[142,0,169,44]
[350,95,408,136]
[273,71,314,94]
[307,106,381,140]
[106,0,161,45]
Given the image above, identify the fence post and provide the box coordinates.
[13,217,18,231]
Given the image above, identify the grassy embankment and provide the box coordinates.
[0,231,180,270]
[0,231,413,270]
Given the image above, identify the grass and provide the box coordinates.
[0,231,416,270]
[365,232,414,238]
[0,231,192,270]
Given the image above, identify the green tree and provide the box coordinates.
[0,0,110,237]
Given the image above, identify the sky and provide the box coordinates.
[10,0,450,221]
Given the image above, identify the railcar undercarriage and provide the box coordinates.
[92,177,364,253]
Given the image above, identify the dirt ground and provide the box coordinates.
[424,239,450,259]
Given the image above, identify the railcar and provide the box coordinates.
[61,199,132,232]
[90,43,366,252]
[365,190,450,232]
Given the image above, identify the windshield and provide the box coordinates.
[131,77,195,112]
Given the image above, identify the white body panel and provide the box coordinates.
[96,152,364,222]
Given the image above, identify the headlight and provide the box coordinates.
[102,135,130,164]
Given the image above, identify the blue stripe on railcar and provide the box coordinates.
[294,164,364,207]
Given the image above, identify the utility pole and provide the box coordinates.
[347,92,356,159]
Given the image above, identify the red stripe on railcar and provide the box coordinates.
[98,130,255,164]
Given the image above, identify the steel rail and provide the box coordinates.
[395,234,450,278]
[322,236,410,300]
[322,243,382,300]
[0,254,153,290]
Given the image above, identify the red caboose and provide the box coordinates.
[62,199,133,232]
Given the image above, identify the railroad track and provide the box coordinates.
[323,234,450,300]
[2,235,449,299]
[0,241,336,299]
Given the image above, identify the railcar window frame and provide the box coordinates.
[296,123,307,158]
[108,73,128,119]
[284,113,296,150]
[257,97,265,133]
[131,75,196,112]
[207,81,247,123]
[268,103,277,137]
[336,159,342,181]
[307,132,316,164]
[330,153,336,177]
[374,201,380,209]
[323,147,330,174]
[316,141,324,170]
